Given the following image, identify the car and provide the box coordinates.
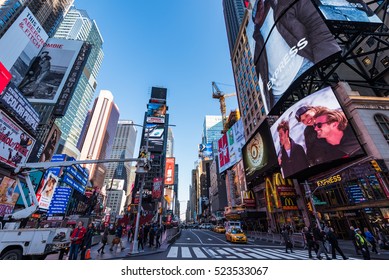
[214,225,226,233]
[225,228,247,243]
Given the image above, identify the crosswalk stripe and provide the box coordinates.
[223,247,252,259]
[181,247,192,258]
[216,249,229,255]
[192,247,207,258]
[167,246,178,258]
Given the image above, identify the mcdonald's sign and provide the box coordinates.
[265,173,282,212]
[280,196,298,211]
[243,190,256,208]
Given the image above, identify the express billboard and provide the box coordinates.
[13,38,84,105]
[242,119,278,183]
[217,119,246,173]
[250,0,341,112]
[0,7,48,71]
[313,0,382,31]
[270,86,364,178]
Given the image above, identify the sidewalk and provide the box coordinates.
[46,230,171,260]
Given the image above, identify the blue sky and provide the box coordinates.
[75,0,238,219]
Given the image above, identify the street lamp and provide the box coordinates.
[130,123,150,254]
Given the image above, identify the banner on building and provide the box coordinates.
[0,110,35,168]
[152,177,163,199]
[164,157,175,185]
[0,176,19,217]
[0,62,11,94]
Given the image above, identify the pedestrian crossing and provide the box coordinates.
[166,246,358,260]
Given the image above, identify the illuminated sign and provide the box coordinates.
[243,190,256,208]
[164,157,175,185]
[316,174,342,187]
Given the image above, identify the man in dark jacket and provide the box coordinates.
[312,222,331,260]
[326,227,348,260]
[277,120,309,177]
[251,0,341,109]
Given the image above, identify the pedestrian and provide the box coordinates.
[68,221,86,260]
[155,225,162,249]
[355,228,371,260]
[97,226,109,254]
[363,227,379,254]
[138,225,144,252]
[110,223,125,251]
[143,223,150,245]
[349,226,361,255]
[281,226,293,253]
[326,227,348,260]
[312,222,331,260]
[149,224,155,247]
[303,226,317,259]
[80,223,95,260]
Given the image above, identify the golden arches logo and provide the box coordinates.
[243,190,255,200]
[284,197,294,206]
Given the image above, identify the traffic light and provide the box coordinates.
[307,202,313,212]
[370,160,382,172]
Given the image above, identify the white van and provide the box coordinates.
[225,221,242,230]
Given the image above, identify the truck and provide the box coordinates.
[0,156,148,260]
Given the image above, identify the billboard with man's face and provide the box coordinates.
[13,38,84,104]
[270,86,364,178]
[250,0,341,112]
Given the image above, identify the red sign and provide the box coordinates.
[164,157,175,185]
[0,62,11,94]
[152,177,163,199]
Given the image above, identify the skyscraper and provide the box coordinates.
[202,115,223,156]
[79,90,119,188]
[222,0,245,54]
[51,6,104,158]
[166,127,174,158]
[26,0,74,37]
[104,120,137,193]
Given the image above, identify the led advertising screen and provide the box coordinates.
[250,0,341,112]
[12,38,84,104]
[217,119,246,173]
[164,157,175,185]
[0,7,48,71]
[270,86,364,178]
[146,103,166,124]
[313,0,382,30]
[39,123,61,162]
[143,123,165,152]
[242,119,278,183]
[198,142,213,160]
[0,62,12,94]
[0,110,35,168]
[0,176,19,217]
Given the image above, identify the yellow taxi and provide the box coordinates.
[214,225,226,233]
[225,227,247,243]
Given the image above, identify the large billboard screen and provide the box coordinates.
[164,157,175,185]
[242,120,278,183]
[146,103,166,124]
[270,86,364,178]
[250,0,341,112]
[0,7,48,71]
[13,38,84,105]
[0,110,35,168]
[39,123,61,162]
[313,0,383,30]
[217,119,246,173]
[143,123,165,152]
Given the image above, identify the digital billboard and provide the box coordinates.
[39,123,61,162]
[217,119,246,173]
[242,119,278,183]
[0,110,35,168]
[143,123,165,152]
[0,7,48,71]
[270,86,364,178]
[12,38,84,105]
[198,142,213,160]
[146,103,166,124]
[164,157,175,185]
[313,0,382,31]
[250,0,341,112]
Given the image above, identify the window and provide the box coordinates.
[374,114,389,145]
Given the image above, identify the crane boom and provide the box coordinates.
[211,81,236,132]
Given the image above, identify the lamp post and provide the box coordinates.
[130,123,150,254]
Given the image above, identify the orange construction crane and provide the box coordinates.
[211,81,236,131]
